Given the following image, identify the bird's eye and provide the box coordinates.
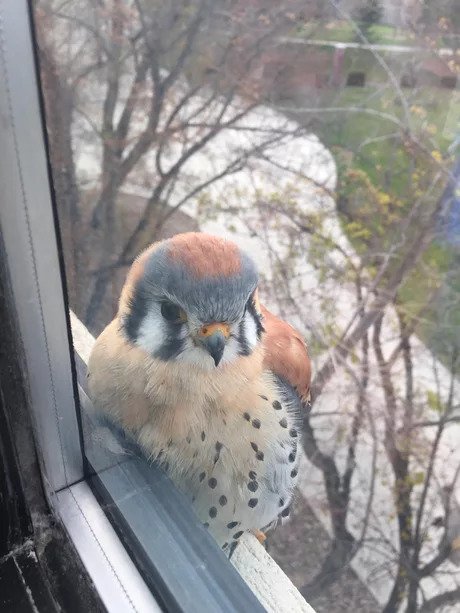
[161,301,187,323]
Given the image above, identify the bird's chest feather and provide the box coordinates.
[135,367,301,548]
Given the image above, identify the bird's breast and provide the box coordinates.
[135,371,301,548]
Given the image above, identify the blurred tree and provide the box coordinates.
[36,0,309,331]
[354,0,383,40]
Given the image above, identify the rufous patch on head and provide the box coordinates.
[167,232,242,279]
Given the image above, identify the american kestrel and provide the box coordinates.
[88,232,311,556]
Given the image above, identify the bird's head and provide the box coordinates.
[120,233,264,370]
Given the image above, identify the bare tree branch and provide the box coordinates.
[419,586,460,613]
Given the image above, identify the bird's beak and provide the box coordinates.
[196,322,230,367]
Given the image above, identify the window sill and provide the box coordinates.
[231,533,314,612]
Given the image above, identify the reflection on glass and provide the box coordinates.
[35,1,460,610]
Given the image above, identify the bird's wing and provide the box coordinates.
[260,305,311,407]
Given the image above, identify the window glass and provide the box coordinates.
[34,1,460,610]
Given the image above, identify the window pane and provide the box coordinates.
[34,1,460,611]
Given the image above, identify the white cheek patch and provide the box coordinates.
[244,311,259,351]
[220,336,240,366]
[136,309,167,355]
[136,308,189,357]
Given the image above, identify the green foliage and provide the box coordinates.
[329,113,457,367]
[310,81,459,371]
[425,254,460,371]
[420,0,460,30]
[410,471,426,486]
[426,390,444,414]
[295,20,417,47]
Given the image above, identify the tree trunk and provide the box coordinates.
[374,316,415,613]
[301,530,355,599]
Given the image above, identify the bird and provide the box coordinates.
[88,232,311,556]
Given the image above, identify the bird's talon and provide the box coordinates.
[252,529,267,544]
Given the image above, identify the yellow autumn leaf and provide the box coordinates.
[410,105,426,118]
[377,192,391,206]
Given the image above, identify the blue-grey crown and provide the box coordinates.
[124,239,259,342]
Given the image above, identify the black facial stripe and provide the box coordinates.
[123,282,149,343]
[247,299,264,339]
[237,299,264,356]
[154,336,185,361]
[237,319,251,356]
[154,319,186,361]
